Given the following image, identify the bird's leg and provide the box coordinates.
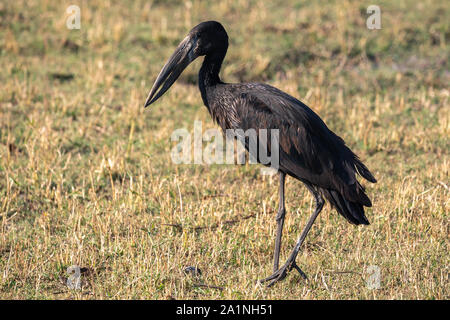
[273,172,286,272]
[260,185,324,287]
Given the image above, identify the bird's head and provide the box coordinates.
[144,21,228,107]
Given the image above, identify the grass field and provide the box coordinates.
[0,0,448,299]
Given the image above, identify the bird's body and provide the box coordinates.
[144,21,376,285]
[201,80,376,226]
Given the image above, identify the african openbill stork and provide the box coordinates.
[144,21,377,286]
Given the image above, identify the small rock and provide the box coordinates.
[183,266,202,277]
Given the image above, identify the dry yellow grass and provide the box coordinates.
[0,0,448,299]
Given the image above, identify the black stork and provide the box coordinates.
[144,21,377,286]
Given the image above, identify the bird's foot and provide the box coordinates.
[259,258,307,287]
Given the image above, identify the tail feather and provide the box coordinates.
[353,156,377,183]
[322,188,370,225]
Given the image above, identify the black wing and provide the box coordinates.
[231,83,376,224]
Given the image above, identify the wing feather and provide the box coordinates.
[232,83,375,206]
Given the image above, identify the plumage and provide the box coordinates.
[144,21,376,285]
[204,81,376,224]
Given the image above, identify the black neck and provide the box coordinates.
[198,48,227,106]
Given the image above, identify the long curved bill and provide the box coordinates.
[144,36,198,107]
